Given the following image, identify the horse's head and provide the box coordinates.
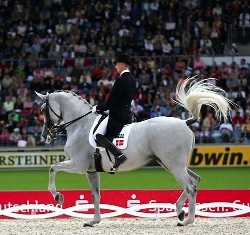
[35,92,62,143]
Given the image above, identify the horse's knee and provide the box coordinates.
[186,184,197,197]
[49,165,55,173]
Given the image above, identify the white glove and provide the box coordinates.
[92,105,97,113]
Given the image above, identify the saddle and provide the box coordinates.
[90,112,137,172]
[89,112,137,150]
[93,112,137,134]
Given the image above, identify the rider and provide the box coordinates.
[92,54,136,170]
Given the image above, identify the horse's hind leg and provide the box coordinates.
[176,169,201,222]
[165,164,197,226]
[84,172,101,227]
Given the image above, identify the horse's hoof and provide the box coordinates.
[83,219,100,227]
[83,223,93,227]
[178,210,185,221]
[177,222,185,226]
[55,192,64,205]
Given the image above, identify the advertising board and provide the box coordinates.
[0,145,249,169]
[0,190,249,219]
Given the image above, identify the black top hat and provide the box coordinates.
[113,54,131,65]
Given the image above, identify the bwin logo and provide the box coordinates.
[190,147,248,166]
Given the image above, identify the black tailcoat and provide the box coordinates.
[96,71,136,139]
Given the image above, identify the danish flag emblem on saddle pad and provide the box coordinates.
[115,139,124,146]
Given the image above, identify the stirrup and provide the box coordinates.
[110,154,127,171]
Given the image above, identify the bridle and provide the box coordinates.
[43,95,92,140]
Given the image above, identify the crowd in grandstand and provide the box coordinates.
[0,0,250,147]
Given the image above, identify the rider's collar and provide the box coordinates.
[120,69,130,76]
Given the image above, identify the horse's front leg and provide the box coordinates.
[84,171,101,227]
[48,160,81,205]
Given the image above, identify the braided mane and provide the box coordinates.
[54,90,92,108]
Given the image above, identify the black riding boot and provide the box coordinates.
[96,134,127,170]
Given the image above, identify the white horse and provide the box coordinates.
[36,77,235,227]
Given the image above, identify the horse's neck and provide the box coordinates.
[55,93,94,134]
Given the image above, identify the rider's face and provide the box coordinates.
[115,62,126,74]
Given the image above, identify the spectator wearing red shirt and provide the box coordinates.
[134,87,147,105]
[91,64,103,82]
[0,128,11,146]
[232,111,245,129]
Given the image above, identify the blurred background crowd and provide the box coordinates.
[0,0,250,147]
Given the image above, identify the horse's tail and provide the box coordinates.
[173,76,237,127]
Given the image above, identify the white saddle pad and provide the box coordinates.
[89,115,135,151]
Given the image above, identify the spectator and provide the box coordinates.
[182,28,192,49]
[2,72,14,95]
[8,109,20,125]
[165,15,176,35]
[79,77,92,94]
[160,99,173,117]
[232,111,245,128]
[199,126,210,143]
[239,8,250,28]
[0,127,11,146]
[226,67,238,91]
[144,32,154,52]
[97,74,110,88]
[17,20,27,37]
[23,96,34,113]
[175,57,186,74]
[150,106,161,119]
[20,127,36,147]
[191,125,201,143]
[199,33,213,55]
[154,30,164,45]
[202,112,216,131]
[33,125,45,146]
[14,97,24,112]
[237,68,248,89]
[212,2,222,17]
[238,58,250,72]
[241,118,250,143]
[138,69,150,85]
[234,88,246,110]
[131,99,144,120]
[219,121,234,143]
[193,54,205,73]
[161,37,172,54]
[55,19,66,38]
[134,87,147,105]
[3,96,15,116]
[118,24,129,37]
[10,127,22,146]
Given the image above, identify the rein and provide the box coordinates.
[51,111,92,132]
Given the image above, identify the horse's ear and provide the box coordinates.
[35,91,47,101]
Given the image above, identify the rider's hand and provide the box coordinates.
[92,105,97,113]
